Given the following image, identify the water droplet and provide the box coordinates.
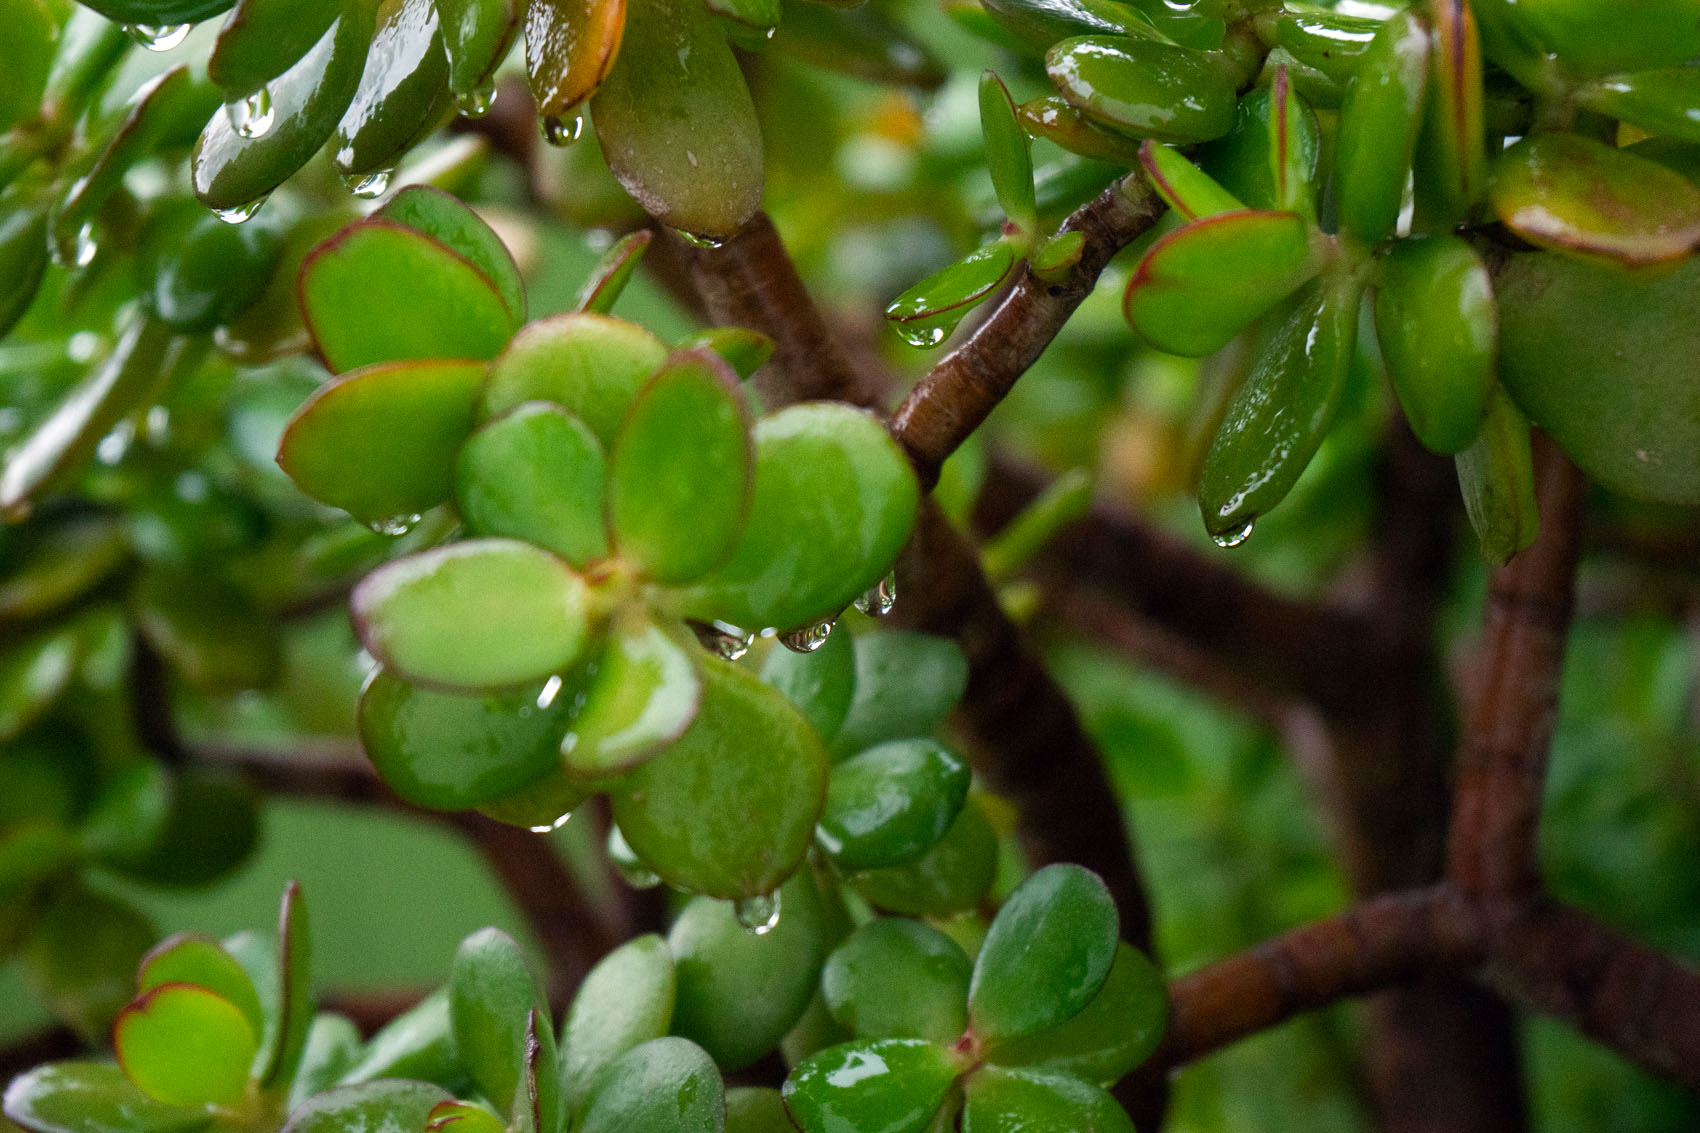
[213,195,268,224]
[344,167,394,199]
[690,620,753,661]
[763,26,775,39]
[367,513,421,536]
[541,114,583,147]
[1210,518,1254,548]
[780,618,835,653]
[671,229,726,250]
[124,22,190,50]
[454,82,497,119]
[227,88,274,138]
[66,221,97,268]
[536,675,563,709]
[893,322,949,348]
[529,812,573,833]
[853,570,897,617]
[734,892,781,936]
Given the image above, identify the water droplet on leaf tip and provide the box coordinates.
[366,513,421,536]
[540,114,583,147]
[894,322,949,348]
[734,892,781,935]
[344,168,394,199]
[1210,518,1254,548]
[212,196,267,225]
[227,88,274,138]
[671,229,727,250]
[690,620,753,661]
[454,83,497,119]
[779,619,835,653]
[59,222,97,268]
[124,22,190,50]
[853,571,898,617]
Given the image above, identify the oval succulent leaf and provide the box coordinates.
[818,740,971,870]
[1046,36,1237,145]
[677,327,775,381]
[577,1037,723,1133]
[483,312,669,445]
[1138,141,1243,222]
[351,539,594,690]
[1194,81,1319,218]
[851,797,999,917]
[782,1038,960,1133]
[884,242,1016,349]
[76,0,237,32]
[209,0,341,97]
[524,0,625,122]
[760,624,855,747]
[277,358,484,527]
[331,0,450,178]
[1489,133,1700,267]
[961,1066,1135,1133]
[449,928,548,1115]
[115,984,258,1109]
[2,1063,213,1133]
[281,1080,453,1133]
[725,1088,792,1133]
[560,934,677,1113]
[436,0,519,96]
[981,942,1167,1085]
[1454,386,1539,564]
[1412,0,1486,229]
[1496,0,1700,75]
[1270,6,1381,83]
[455,402,610,566]
[560,613,701,778]
[1123,209,1319,358]
[1016,95,1143,165]
[0,186,50,341]
[980,0,1161,52]
[425,1100,505,1133]
[378,184,526,321]
[574,228,651,314]
[1333,10,1429,245]
[338,990,460,1085]
[822,919,972,1044]
[136,936,265,1037]
[1581,69,1700,147]
[265,881,314,1088]
[141,204,286,333]
[980,71,1037,232]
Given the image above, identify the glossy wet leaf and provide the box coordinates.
[769,3,947,90]
[980,0,1159,51]
[1138,141,1242,222]
[1496,250,1700,505]
[1016,95,1142,165]
[1497,0,1700,75]
[2,1063,213,1133]
[358,668,572,809]
[725,1088,792,1133]
[22,887,156,1043]
[475,761,593,830]
[1198,282,1359,542]
[437,0,518,97]
[209,0,340,96]
[0,185,50,340]
[559,933,676,1112]
[115,985,257,1108]
[524,0,625,121]
[338,990,461,1086]
[678,327,774,381]
[822,919,971,1044]
[140,203,285,332]
[192,7,378,213]
[703,0,776,31]
[783,1038,960,1133]
[885,242,1016,349]
[1194,80,1321,222]
[969,864,1118,1042]
[1269,6,1380,83]
[577,1037,722,1133]
[482,312,668,445]
[819,740,971,870]
[1489,133,1700,267]
[609,350,752,583]
[300,220,516,373]
[136,936,264,1037]
[377,186,525,323]
[351,539,593,690]
[980,72,1036,232]
[561,613,700,778]
[450,927,548,1114]
[281,1080,453,1133]
[760,623,855,746]
[681,404,919,634]
[960,1066,1134,1133]
[574,229,650,314]
[611,654,828,899]
[277,358,484,526]
[590,0,763,238]
[0,626,83,742]
[1582,69,1700,147]
[1413,0,1485,229]
[852,797,999,917]
[1333,10,1428,245]
[1373,235,1495,455]
[332,0,450,177]
[0,0,54,135]
[982,943,1167,1084]
[1455,388,1539,565]
[1123,209,1317,358]
[454,402,609,566]
[1047,36,1236,144]
[78,0,238,34]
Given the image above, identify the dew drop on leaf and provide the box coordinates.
[541,114,583,147]
[454,83,497,120]
[227,88,274,138]
[344,168,395,199]
[734,891,781,936]
[1210,518,1254,548]
[671,229,727,250]
[893,322,949,348]
[690,620,753,661]
[779,619,835,654]
[124,22,190,50]
[853,571,897,617]
[366,513,422,536]
[213,195,269,225]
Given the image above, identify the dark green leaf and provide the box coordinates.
[960,1066,1134,1133]
[982,943,1167,1085]
[1333,10,1429,245]
[1047,36,1236,144]
[822,919,971,1044]
[851,797,999,918]
[759,623,855,746]
[209,0,340,97]
[819,740,971,870]
[559,934,676,1113]
[576,1037,723,1133]
[782,1038,960,1133]
[22,887,156,1043]
[454,402,609,567]
[436,0,518,99]
[281,1080,453,1133]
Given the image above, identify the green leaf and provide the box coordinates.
[968,864,1118,1042]
[77,0,235,31]
[667,870,829,1072]
[281,1080,453,1133]
[1197,280,1359,543]
[1269,6,1380,83]
[524,0,626,122]
[760,623,855,747]
[782,1038,960,1133]
[980,72,1036,233]
[1194,80,1318,222]
[819,740,971,870]
[1333,10,1429,245]
[425,1100,505,1133]
[822,920,971,1044]
[0,625,83,743]
[1489,133,1700,268]
[338,990,462,1087]
[266,880,314,1088]
[574,229,651,314]
[0,516,129,621]
[851,796,999,918]
[980,0,1160,53]
[1582,68,1700,147]
[2,1063,213,1133]
[0,182,50,341]
[1137,141,1243,222]
[357,668,572,810]
[449,928,549,1115]
[209,0,341,97]
[519,1009,563,1133]
[1373,235,1495,455]
[454,403,609,567]
[681,404,919,634]
[703,0,777,31]
[1455,387,1540,565]
[982,943,1167,1085]
[884,243,1016,349]
[482,312,669,446]
[577,1037,723,1133]
[301,220,517,372]
[22,887,156,1042]
[1494,0,1700,75]
[90,767,259,888]
[351,539,594,690]
[1412,0,1486,229]
[1123,210,1318,358]
[1016,95,1142,165]
[561,612,700,778]
[140,203,285,333]
[379,185,526,322]
[0,0,54,135]
[960,1066,1134,1133]
[115,985,258,1109]
[590,0,763,239]
[611,655,829,899]
[609,350,752,583]
[131,568,281,692]
[559,934,677,1113]
[277,358,483,528]
[289,1014,362,1110]
[435,0,517,98]
[475,762,594,831]
[677,327,775,382]
[1047,36,1236,144]
[725,1088,793,1133]
[137,936,265,1038]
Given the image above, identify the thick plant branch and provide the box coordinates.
[1446,434,1588,897]
[889,172,1165,489]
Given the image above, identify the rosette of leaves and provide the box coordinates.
[274,187,918,901]
[783,864,1169,1133]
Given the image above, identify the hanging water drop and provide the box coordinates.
[1210,518,1254,548]
[779,618,835,653]
[227,88,274,138]
[528,812,573,834]
[66,221,97,268]
[671,229,727,250]
[454,82,497,119]
[213,195,268,224]
[734,891,781,936]
[853,570,898,617]
[690,620,753,661]
[344,167,394,199]
[541,114,583,147]
[367,513,421,536]
[124,22,190,51]
[893,321,950,348]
